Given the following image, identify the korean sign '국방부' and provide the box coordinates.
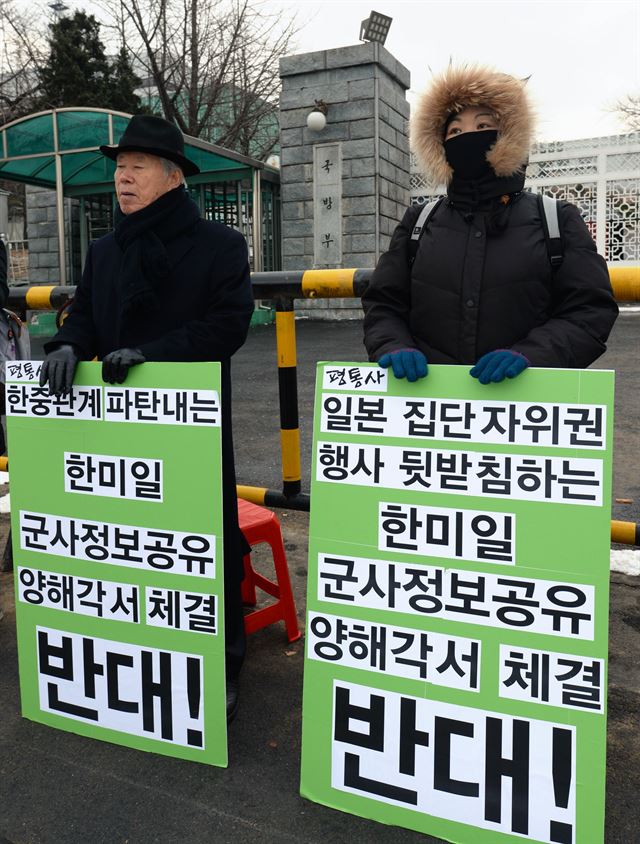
[313,142,342,268]
[8,361,228,766]
[301,363,614,844]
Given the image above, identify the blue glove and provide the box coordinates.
[378,348,428,382]
[470,349,529,384]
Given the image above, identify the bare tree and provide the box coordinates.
[0,1,46,123]
[1,0,156,124]
[1,0,297,158]
[108,0,298,158]
[612,94,640,132]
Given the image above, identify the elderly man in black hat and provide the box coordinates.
[39,114,254,722]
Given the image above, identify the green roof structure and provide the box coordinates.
[0,107,279,281]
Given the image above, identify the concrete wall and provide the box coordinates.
[26,186,81,284]
[279,42,410,318]
[26,186,60,284]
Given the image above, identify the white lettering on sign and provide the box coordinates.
[104,388,220,426]
[6,383,101,420]
[320,394,606,449]
[145,588,217,635]
[499,645,604,713]
[378,501,515,565]
[37,626,205,748]
[317,554,595,640]
[5,360,43,382]
[322,366,388,393]
[308,612,480,690]
[18,567,139,623]
[332,681,576,843]
[316,442,602,505]
[20,511,216,578]
[5,363,220,427]
[64,452,163,502]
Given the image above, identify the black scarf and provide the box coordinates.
[446,168,526,236]
[447,169,526,210]
[114,186,200,331]
[444,130,498,181]
[443,129,526,233]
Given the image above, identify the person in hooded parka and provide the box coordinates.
[362,65,618,384]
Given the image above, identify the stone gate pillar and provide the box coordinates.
[279,42,411,318]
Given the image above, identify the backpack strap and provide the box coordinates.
[409,197,444,266]
[409,193,564,271]
[537,193,564,269]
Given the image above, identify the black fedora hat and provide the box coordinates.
[100,114,200,176]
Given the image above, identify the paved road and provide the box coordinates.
[0,313,638,844]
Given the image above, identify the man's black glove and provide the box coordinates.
[39,344,79,397]
[102,348,146,384]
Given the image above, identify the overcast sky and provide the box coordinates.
[15,0,639,142]
[273,0,640,141]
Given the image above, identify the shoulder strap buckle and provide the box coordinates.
[409,197,444,266]
[538,193,564,269]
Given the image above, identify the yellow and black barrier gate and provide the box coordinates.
[235,268,371,510]
[6,263,640,545]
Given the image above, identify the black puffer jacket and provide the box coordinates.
[362,193,618,367]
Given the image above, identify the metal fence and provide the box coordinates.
[6,239,29,283]
[5,263,640,547]
[410,132,640,264]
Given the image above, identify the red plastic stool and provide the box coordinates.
[238,498,301,643]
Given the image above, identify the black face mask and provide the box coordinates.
[444,129,498,181]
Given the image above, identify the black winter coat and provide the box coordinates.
[50,218,253,363]
[362,193,618,368]
[47,217,254,582]
[0,239,8,308]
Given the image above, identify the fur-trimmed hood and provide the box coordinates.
[410,65,535,186]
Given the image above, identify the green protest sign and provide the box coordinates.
[7,360,228,766]
[301,362,614,844]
